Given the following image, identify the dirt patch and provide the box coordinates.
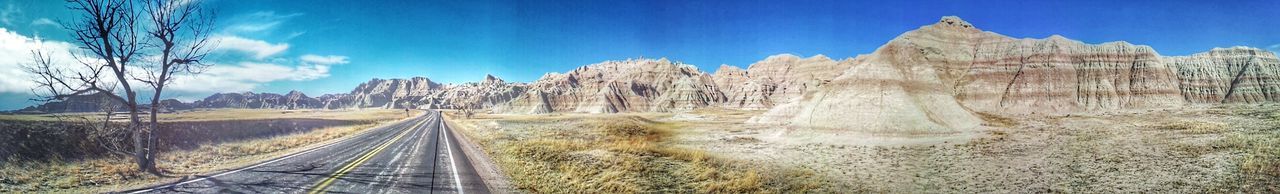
[673,106,1280,192]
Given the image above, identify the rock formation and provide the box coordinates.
[14,92,202,113]
[495,58,726,114]
[321,75,526,110]
[752,16,1280,132]
[14,16,1280,135]
[714,54,856,110]
[1167,47,1280,104]
[14,92,122,113]
[194,91,323,109]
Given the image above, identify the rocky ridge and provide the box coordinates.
[14,16,1280,134]
[713,54,856,110]
[320,75,527,110]
[495,58,726,113]
[194,91,323,109]
[752,16,1280,132]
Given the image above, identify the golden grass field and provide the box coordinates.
[443,111,842,193]
[446,105,1280,193]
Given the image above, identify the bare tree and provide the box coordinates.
[135,0,215,172]
[26,48,133,158]
[25,0,150,171]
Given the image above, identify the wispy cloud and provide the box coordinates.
[285,31,306,40]
[0,3,20,26]
[169,61,333,93]
[30,18,55,27]
[211,35,290,59]
[1268,44,1279,52]
[300,54,349,65]
[224,11,303,35]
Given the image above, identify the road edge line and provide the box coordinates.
[441,114,465,194]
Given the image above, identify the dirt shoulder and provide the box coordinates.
[442,111,515,193]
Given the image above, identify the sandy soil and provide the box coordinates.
[666,106,1279,192]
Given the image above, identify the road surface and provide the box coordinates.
[125,110,490,194]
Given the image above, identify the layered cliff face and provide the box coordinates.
[752,16,1280,133]
[194,91,323,109]
[423,75,528,109]
[332,77,442,109]
[283,91,323,109]
[322,75,526,110]
[1167,47,1280,104]
[714,54,856,110]
[496,58,726,114]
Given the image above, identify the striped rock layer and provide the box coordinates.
[753,16,1280,132]
[494,58,726,114]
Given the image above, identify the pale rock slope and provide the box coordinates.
[495,58,726,113]
[714,54,856,110]
[429,74,528,109]
[321,75,526,109]
[753,16,1280,132]
[1167,47,1280,103]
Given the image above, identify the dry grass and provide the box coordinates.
[0,114,68,121]
[0,109,414,193]
[1152,120,1230,134]
[447,113,827,193]
[975,111,1017,128]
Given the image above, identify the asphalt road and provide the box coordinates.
[125,110,490,194]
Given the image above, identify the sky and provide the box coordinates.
[2,0,1280,110]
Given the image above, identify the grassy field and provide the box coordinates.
[444,112,839,193]
[0,109,420,193]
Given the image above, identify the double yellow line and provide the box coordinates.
[307,115,431,194]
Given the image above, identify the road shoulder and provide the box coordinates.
[442,112,516,194]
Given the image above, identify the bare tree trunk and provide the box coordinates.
[137,0,215,174]
[145,73,166,173]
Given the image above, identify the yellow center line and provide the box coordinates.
[307,115,431,194]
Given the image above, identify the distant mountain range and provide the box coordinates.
[14,16,1280,133]
[11,74,526,113]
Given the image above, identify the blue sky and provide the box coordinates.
[2,0,1280,110]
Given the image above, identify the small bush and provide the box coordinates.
[1155,120,1229,134]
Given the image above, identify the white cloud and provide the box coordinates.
[227,21,282,34]
[168,61,332,93]
[0,28,79,94]
[30,18,56,27]
[224,11,302,34]
[211,35,289,59]
[1269,44,1280,52]
[300,54,349,65]
[285,31,306,39]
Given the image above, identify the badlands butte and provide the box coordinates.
[32,16,1277,133]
